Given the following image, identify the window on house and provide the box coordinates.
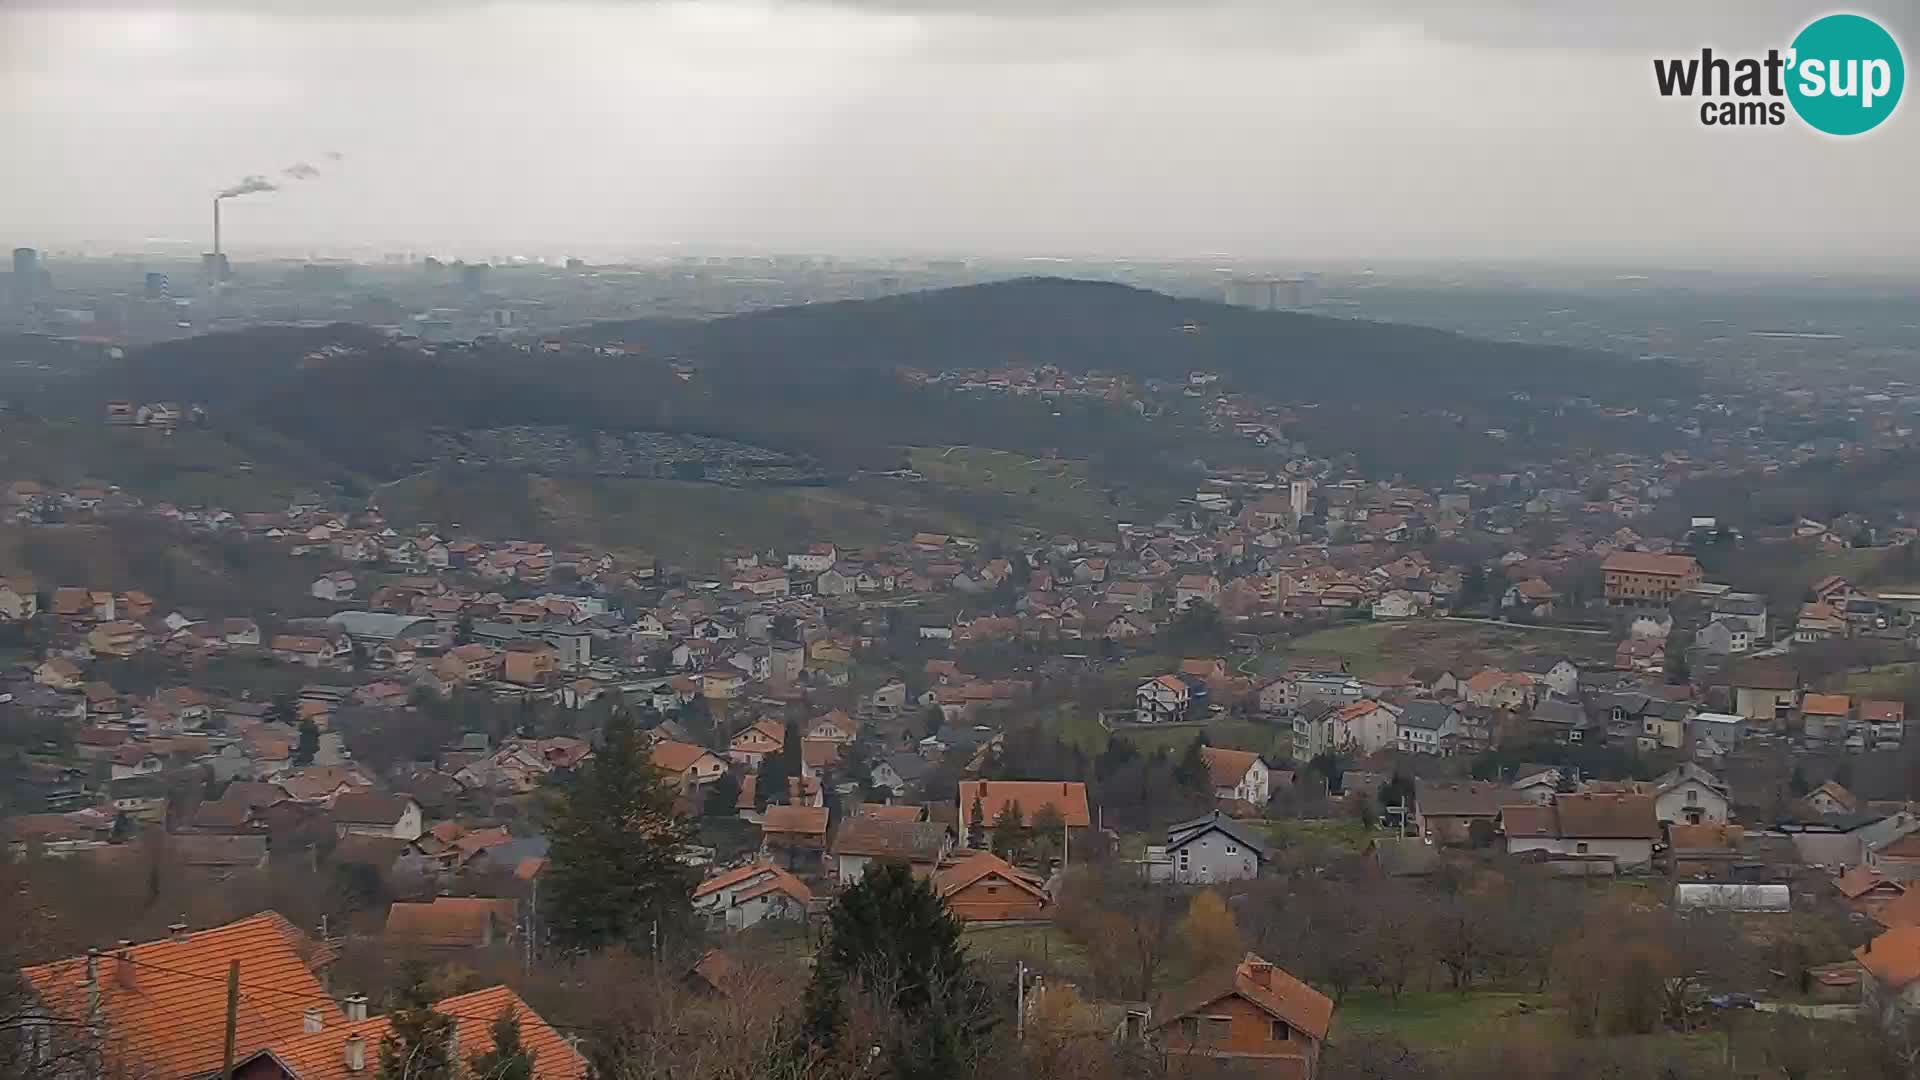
[1226,844,1238,855]
[985,884,1000,894]
[1576,842,1590,854]
[1270,1021,1290,1042]
[1180,1017,1199,1042]
[1203,1017,1232,1044]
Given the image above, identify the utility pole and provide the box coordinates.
[1015,961,1026,1041]
[219,960,239,1080]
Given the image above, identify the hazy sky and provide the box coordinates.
[1,0,1915,262]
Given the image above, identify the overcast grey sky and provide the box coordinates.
[1,0,1914,262]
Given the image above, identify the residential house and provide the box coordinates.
[935,852,1052,922]
[1396,701,1460,755]
[1731,661,1801,728]
[1463,669,1536,710]
[1136,675,1192,722]
[235,985,585,1079]
[1803,693,1853,743]
[1856,926,1920,1020]
[1151,811,1268,884]
[1695,617,1753,656]
[1864,700,1906,747]
[1836,866,1908,916]
[87,619,148,658]
[1415,780,1515,845]
[1331,698,1401,755]
[1149,954,1334,1079]
[1795,602,1849,643]
[1807,780,1861,817]
[0,576,37,620]
[309,570,357,602]
[728,718,786,769]
[384,896,518,949]
[502,639,560,686]
[808,709,857,744]
[330,792,424,842]
[1201,747,1270,808]
[650,740,728,794]
[760,804,830,869]
[829,817,954,885]
[1502,792,1660,871]
[1651,763,1731,826]
[270,635,339,669]
[956,780,1092,838]
[19,913,337,1080]
[1174,574,1221,610]
[691,862,814,931]
[869,752,929,799]
[1601,550,1703,606]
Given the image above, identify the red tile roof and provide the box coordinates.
[262,984,584,1079]
[384,897,517,948]
[956,780,1091,828]
[1201,746,1262,789]
[1150,952,1334,1042]
[1858,927,1920,992]
[20,913,330,1079]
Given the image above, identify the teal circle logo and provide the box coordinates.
[1787,14,1904,135]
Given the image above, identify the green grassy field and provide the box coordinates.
[1053,705,1291,760]
[961,924,1089,978]
[1334,991,1552,1048]
[1283,619,1612,676]
[0,418,326,509]
[904,446,1121,536]
[1251,818,1379,854]
[1840,662,1917,699]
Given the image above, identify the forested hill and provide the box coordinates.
[571,276,1693,405]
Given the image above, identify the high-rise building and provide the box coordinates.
[144,272,170,300]
[11,247,39,303]
[1290,478,1312,520]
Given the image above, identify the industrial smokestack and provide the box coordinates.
[213,198,221,257]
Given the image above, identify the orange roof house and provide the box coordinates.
[1201,747,1262,791]
[1802,693,1852,718]
[956,780,1091,829]
[21,913,332,1079]
[242,984,585,1080]
[935,851,1051,922]
[384,896,519,949]
[1857,926,1920,996]
[1150,953,1334,1074]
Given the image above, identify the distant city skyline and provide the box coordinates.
[2,1,1915,266]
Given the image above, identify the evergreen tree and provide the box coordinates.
[793,861,994,1074]
[541,709,698,951]
[703,768,741,818]
[268,691,298,727]
[757,715,803,810]
[293,718,321,766]
[1174,734,1211,793]
[990,800,1025,859]
[377,973,457,1080]
[467,1007,536,1080]
[966,795,986,849]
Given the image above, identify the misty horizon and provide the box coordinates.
[3,1,1916,266]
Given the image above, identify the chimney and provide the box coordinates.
[113,943,137,989]
[168,921,189,942]
[83,948,102,1018]
[303,1007,324,1034]
[343,1033,366,1072]
[345,994,368,1022]
[1247,962,1274,989]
